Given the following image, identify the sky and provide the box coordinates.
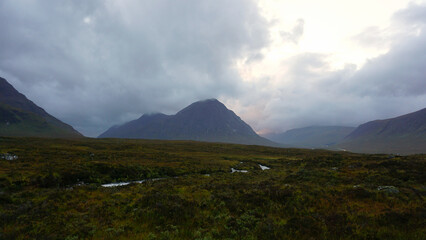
[1,0,426,137]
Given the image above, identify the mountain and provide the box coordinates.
[263,126,355,149]
[338,108,426,154]
[99,99,277,146]
[0,77,83,138]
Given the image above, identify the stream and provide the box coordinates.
[101,178,165,187]
[101,163,271,187]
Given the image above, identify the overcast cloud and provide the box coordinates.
[0,0,269,136]
[0,1,425,136]
[281,19,305,44]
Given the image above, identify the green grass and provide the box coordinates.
[0,104,82,138]
[0,137,425,239]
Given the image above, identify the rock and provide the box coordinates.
[1,153,18,160]
[377,186,399,194]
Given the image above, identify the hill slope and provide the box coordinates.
[263,126,355,149]
[99,99,277,146]
[338,108,426,154]
[0,77,83,138]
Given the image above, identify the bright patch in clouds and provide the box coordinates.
[83,17,92,24]
[256,0,413,69]
[229,0,426,134]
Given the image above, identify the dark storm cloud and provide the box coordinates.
[0,0,270,136]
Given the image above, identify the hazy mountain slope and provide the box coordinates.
[0,77,83,138]
[99,113,170,139]
[338,108,426,154]
[99,99,277,146]
[263,126,355,148]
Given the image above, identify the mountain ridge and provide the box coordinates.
[99,99,278,147]
[263,126,356,149]
[0,77,83,138]
[339,108,426,154]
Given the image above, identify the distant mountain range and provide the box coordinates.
[2,76,424,153]
[264,108,425,154]
[0,77,83,138]
[263,126,356,149]
[99,99,278,146]
[338,108,426,155]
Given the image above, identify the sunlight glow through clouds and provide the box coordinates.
[229,0,426,134]
[83,16,92,24]
[242,0,415,78]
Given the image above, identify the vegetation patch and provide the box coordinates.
[0,137,425,239]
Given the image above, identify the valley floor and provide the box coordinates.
[0,137,425,239]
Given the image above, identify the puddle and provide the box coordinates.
[101,178,165,188]
[95,164,269,188]
[231,168,248,173]
[259,164,270,170]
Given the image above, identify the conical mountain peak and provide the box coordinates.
[176,98,228,116]
[99,99,277,146]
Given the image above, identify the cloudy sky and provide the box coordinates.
[1,0,426,137]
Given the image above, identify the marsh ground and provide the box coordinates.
[0,137,425,239]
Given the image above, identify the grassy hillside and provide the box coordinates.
[0,104,83,138]
[339,108,426,155]
[0,77,83,138]
[0,137,425,239]
[338,135,426,155]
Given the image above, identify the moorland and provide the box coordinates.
[0,137,425,239]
